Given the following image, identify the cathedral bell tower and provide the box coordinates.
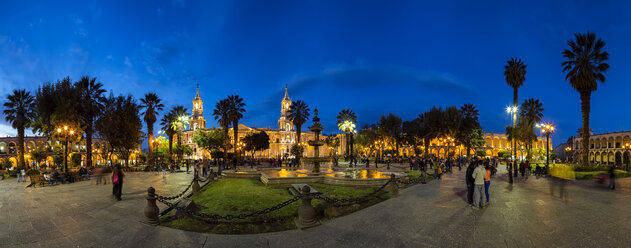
[190,86,206,130]
[278,86,292,131]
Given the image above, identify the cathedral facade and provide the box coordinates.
[179,87,339,160]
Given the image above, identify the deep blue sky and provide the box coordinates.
[1,0,630,146]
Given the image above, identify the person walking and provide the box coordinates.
[608,165,616,190]
[484,164,491,205]
[466,162,475,206]
[472,161,486,209]
[112,164,125,201]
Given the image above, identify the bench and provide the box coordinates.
[0,170,6,180]
[29,175,47,187]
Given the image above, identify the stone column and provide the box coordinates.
[144,187,160,225]
[296,185,319,229]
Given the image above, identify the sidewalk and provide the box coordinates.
[1,167,631,247]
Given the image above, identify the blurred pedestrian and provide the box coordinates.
[112,164,124,201]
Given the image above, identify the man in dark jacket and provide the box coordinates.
[466,161,475,205]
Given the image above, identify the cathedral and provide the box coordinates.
[179,87,338,160]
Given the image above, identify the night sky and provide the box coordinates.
[1,0,630,146]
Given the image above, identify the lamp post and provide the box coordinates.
[622,143,631,171]
[537,123,555,167]
[56,126,75,173]
[564,146,572,163]
[506,106,518,184]
[374,140,385,161]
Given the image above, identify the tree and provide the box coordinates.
[442,106,461,158]
[253,131,270,157]
[402,118,423,156]
[139,93,164,167]
[420,107,444,159]
[325,135,340,157]
[1,157,14,170]
[505,57,526,183]
[3,89,36,168]
[95,94,142,167]
[337,109,357,156]
[519,98,544,160]
[169,105,188,165]
[32,82,57,140]
[52,144,64,167]
[287,100,310,144]
[378,113,403,155]
[76,76,106,168]
[30,147,48,168]
[457,104,482,157]
[213,99,231,166]
[227,95,246,164]
[193,129,225,159]
[160,112,176,161]
[562,32,609,166]
[243,131,270,158]
[355,124,379,157]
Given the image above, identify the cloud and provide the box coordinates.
[124,57,133,68]
[0,123,16,137]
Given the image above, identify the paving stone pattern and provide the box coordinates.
[1,167,631,247]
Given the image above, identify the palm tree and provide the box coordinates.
[227,95,245,167]
[76,77,105,168]
[562,32,609,166]
[287,100,310,144]
[336,109,357,157]
[505,57,526,183]
[140,93,164,167]
[160,112,176,161]
[519,98,544,160]
[4,89,36,168]
[459,103,479,121]
[459,103,480,156]
[213,99,231,167]
[169,105,188,165]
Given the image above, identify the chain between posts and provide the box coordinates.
[157,195,300,221]
[155,178,196,201]
[313,176,395,207]
[152,173,421,223]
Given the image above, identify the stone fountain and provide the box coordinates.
[308,108,325,173]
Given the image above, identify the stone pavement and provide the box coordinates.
[2,167,631,247]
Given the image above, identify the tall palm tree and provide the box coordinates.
[4,89,36,168]
[169,105,188,165]
[160,112,176,161]
[226,95,246,154]
[519,98,544,159]
[287,100,310,144]
[562,32,609,166]
[505,57,526,183]
[139,93,164,167]
[76,77,106,168]
[336,109,357,156]
[213,99,231,166]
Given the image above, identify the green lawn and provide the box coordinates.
[161,178,389,234]
[403,170,434,182]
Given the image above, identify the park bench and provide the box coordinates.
[0,170,6,180]
[29,175,47,187]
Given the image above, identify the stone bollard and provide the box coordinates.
[144,187,160,225]
[296,185,320,229]
[387,174,399,197]
[192,174,201,195]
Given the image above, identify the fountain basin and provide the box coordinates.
[223,168,402,187]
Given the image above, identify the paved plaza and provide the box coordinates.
[1,167,631,247]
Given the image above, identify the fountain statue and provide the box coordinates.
[308,108,325,173]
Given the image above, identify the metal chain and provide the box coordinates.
[158,196,300,221]
[313,177,393,207]
[155,178,196,201]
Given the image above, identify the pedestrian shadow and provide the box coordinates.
[452,188,468,203]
